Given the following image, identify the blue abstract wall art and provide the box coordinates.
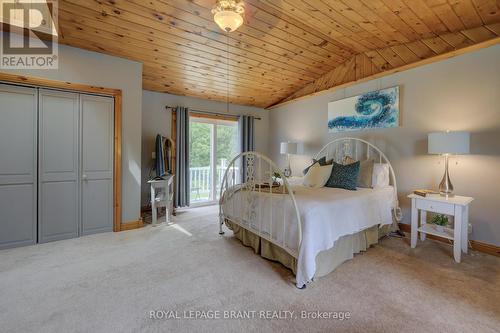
[328,86,400,132]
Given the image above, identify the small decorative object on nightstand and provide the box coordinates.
[430,214,449,233]
[280,141,297,177]
[408,193,473,263]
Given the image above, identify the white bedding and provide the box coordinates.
[222,185,395,287]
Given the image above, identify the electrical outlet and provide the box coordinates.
[152,151,156,159]
[468,223,472,234]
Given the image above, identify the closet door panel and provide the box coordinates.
[38,90,79,243]
[0,184,36,249]
[40,182,78,238]
[82,179,112,233]
[81,95,114,235]
[0,84,37,249]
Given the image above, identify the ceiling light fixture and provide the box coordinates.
[212,0,245,33]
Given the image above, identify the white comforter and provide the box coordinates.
[222,185,395,287]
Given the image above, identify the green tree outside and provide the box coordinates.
[189,122,238,168]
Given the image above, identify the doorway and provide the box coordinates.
[188,116,238,206]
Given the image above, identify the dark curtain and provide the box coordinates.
[175,107,190,208]
[238,115,255,181]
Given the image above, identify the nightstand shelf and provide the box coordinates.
[417,224,454,240]
[408,193,473,263]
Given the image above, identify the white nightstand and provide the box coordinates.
[148,176,174,226]
[408,193,473,263]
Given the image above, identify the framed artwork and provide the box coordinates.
[328,86,400,132]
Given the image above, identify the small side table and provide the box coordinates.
[148,176,174,226]
[408,193,473,263]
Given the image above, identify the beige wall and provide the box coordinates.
[2,40,143,223]
[141,90,269,207]
[269,44,500,246]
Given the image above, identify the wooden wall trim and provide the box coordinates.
[113,93,122,232]
[190,112,239,122]
[171,110,177,209]
[398,223,500,258]
[120,219,144,231]
[0,73,122,95]
[0,72,124,232]
[269,37,500,109]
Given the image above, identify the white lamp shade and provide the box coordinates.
[428,131,470,155]
[280,142,297,155]
[214,10,244,32]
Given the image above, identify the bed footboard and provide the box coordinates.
[218,152,302,258]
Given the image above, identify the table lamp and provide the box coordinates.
[428,131,470,197]
[280,142,297,177]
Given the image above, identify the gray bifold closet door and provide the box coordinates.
[80,94,114,235]
[38,91,114,241]
[38,89,80,243]
[0,86,114,248]
[0,84,37,249]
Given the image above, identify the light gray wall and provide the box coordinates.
[141,90,269,207]
[2,42,143,223]
[269,44,500,246]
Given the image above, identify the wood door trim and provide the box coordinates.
[0,73,121,95]
[113,93,122,231]
[171,110,177,211]
[0,72,123,232]
[120,218,144,231]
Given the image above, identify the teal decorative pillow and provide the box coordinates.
[325,161,360,190]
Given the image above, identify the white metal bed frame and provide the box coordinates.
[218,137,402,268]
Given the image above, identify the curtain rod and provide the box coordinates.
[165,106,261,120]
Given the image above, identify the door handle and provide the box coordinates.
[82,174,88,181]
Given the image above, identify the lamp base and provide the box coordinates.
[439,191,454,198]
[439,154,454,197]
[283,155,292,177]
[283,168,291,178]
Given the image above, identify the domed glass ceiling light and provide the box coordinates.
[212,0,245,32]
[212,0,244,115]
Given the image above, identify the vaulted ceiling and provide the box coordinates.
[56,0,500,108]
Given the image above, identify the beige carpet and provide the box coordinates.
[0,206,499,333]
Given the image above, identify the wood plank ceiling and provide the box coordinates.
[55,0,500,108]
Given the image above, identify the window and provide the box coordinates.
[189,116,238,205]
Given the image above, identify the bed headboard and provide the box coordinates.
[314,137,402,222]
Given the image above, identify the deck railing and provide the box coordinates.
[190,164,239,194]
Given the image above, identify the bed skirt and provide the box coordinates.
[225,220,392,278]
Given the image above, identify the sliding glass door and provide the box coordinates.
[216,122,238,200]
[189,117,238,205]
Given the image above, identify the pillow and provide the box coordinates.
[372,163,390,188]
[343,157,374,188]
[302,163,333,188]
[343,156,356,165]
[357,160,374,188]
[302,160,318,176]
[302,156,333,175]
[287,176,304,186]
[325,161,360,190]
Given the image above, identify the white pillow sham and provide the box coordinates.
[372,163,390,188]
[302,163,333,188]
